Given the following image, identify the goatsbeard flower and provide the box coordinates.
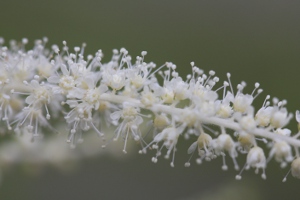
[0,37,300,183]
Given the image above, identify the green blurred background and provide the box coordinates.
[1,0,300,199]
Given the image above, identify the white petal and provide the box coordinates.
[47,76,60,83]
[98,84,108,93]
[110,111,121,121]
[85,78,95,89]
[61,64,69,75]
[66,100,78,108]
[187,141,197,154]
[30,80,39,88]
[25,95,34,104]
[153,132,164,142]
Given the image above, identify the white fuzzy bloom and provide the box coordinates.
[236,146,267,180]
[247,146,266,170]
[102,68,126,91]
[81,79,108,109]
[25,80,52,106]
[232,93,253,113]
[270,108,292,128]
[187,132,213,161]
[213,134,237,158]
[255,107,273,127]
[240,115,256,131]
[141,87,158,107]
[270,141,293,164]
[153,114,170,130]
[154,127,180,150]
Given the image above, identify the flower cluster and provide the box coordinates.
[0,37,300,181]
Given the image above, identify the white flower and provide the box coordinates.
[270,108,292,128]
[212,133,239,170]
[65,102,93,131]
[0,92,21,130]
[48,65,76,94]
[268,141,293,166]
[232,93,253,114]
[255,106,273,127]
[213,134,237,157]
[247,146,266,168]
[81,79,108,109]
[159,77,189,102]
[237,131,255,152]
[239,114,256,131]
[236,146,267,180]
[140,86,158,107]
[172,77,189,101]
[12,55,35,81]
[144,123,186,167]
[110,103,144,153]
[200,101,217,117]
[0,67,10,85]
[102,67,126,91]
[25,80,52,107]
[215,92,233,118]
[126,64,152,89]
[13,107,52,140]
[161,87,175,104]
[185,132,213,167]
[190,83,218,103]
[246,146,267,179]
[111,73,126,90]
[153,113,170,130]
[35,56,55,78]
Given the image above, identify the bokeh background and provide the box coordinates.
[1,0,300,199]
